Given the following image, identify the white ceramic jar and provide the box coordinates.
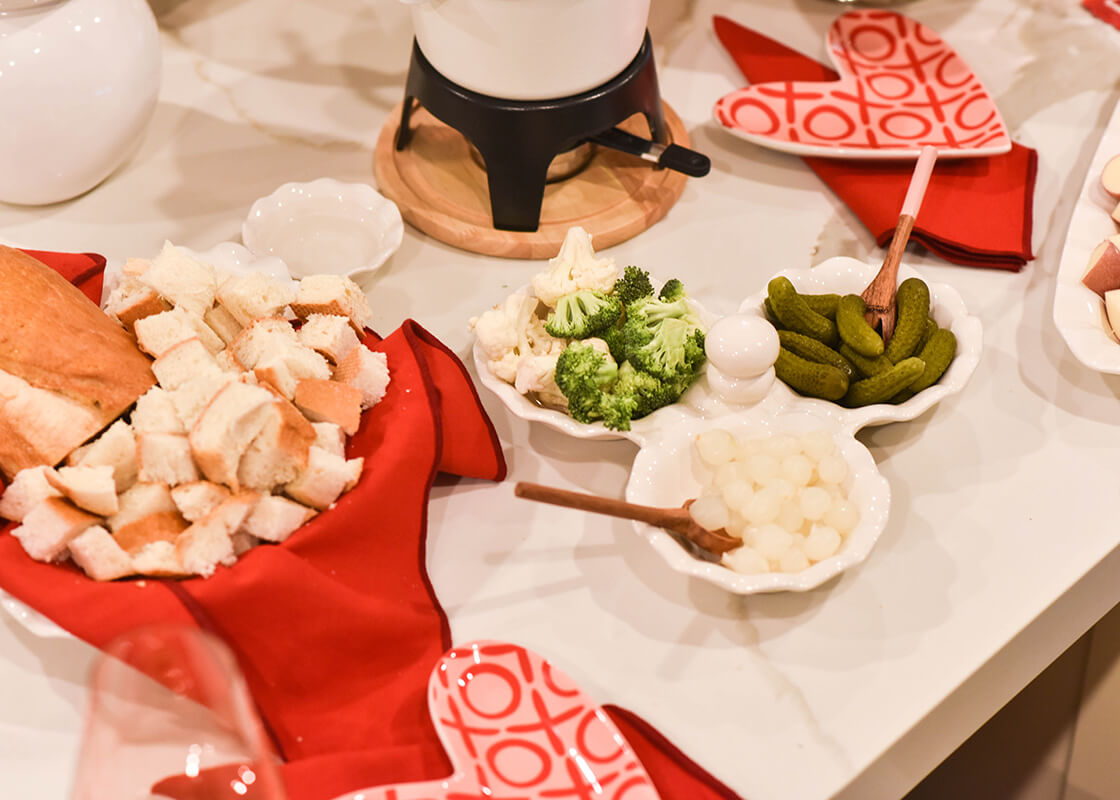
[0,0,161,205]
[401,0,651,101]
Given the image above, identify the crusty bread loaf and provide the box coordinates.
[0,246,156,479]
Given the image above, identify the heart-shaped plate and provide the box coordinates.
[713,10,1011,159]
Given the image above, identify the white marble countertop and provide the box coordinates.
[3,1,1120,798]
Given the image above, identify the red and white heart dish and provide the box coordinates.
[713,9,1011,160]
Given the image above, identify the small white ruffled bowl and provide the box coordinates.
[626,407,891,594]
[242,178,403,279]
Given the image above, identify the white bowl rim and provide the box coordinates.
[626,408,892,594]
[241,177,404,278]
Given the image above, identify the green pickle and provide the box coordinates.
[835,294,884,357]
[908,328,957,393]
[838,343,893,378]
[774,348,849,401]
[777,330,856,381]
[767,276,839,345]
[884,278,931,363]
[914,317,938,352]
[801,293,841,318]
[844,357,925,407]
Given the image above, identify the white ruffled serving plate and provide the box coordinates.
[477,256,981,594]
[1053,97,1120,373]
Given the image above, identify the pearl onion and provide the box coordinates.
[695,429,737,466]
[799,486,831,521]
[804,524,842,562]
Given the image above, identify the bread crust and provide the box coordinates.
[0,246,156,478]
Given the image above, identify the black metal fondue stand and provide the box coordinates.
[394,33,709,232]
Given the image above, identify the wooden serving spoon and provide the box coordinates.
[514,482,743,555]
[861,145,938,342]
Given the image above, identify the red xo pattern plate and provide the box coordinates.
[713,9,1011,159]
[340,641,659,800]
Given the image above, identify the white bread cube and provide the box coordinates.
[0,466,63,522]
[216,272,296,326]
[122,257,150,277]
[241,495,315,543]
[175,516,234,578]
[215,348,244,373]
[293,379,362,435]
[152,338,222,391]
[11,497,99,562]
[174,493,258,577]
[134,305,222,358]
[311,422,345,458]
[254,345,332,399]
[298,314,359,364]
[188,382,274,490]
[132,387,186,435]
[237,394,315,491]
[68,525,134,581]
[137,433,199,486]
[104,277,170,333]
[168,373,238,431]
[131,540,190,578]
[210,490,260,533]
[229,317,299,369]
[171,481,231,522]
[66,420,138,493]
[204,304,243,346]
[112,510,188,555]
[291,274,372,333]
[107,482,177,532]
[284,446,363,510]
[138,241,218,318]
[333,346,390,409]
[45,465,119,516]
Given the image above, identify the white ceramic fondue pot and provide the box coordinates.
[400,0,651,101]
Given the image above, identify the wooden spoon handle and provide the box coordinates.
[863,214,914,311]
[514,482,677,528]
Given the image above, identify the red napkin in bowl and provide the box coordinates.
[0,251,741,800]
[713,15,1037,271]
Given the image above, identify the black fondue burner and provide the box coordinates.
[395,32,709,232]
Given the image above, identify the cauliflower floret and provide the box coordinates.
[470,307,518,361]
[525,314,567,356]
[487,351,521,383]
[530,226,619,308]
[515,353,568,410]
[470,290,544,386]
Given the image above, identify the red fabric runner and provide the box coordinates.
[713,15,1037,270]
[0,250,742,799]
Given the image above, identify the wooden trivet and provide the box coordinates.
[373,102,692,259]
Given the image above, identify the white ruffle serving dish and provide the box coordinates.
[1053,97,1120,373]
[627,407,890,594]
[242,178,403,280]
[476,255,980,594]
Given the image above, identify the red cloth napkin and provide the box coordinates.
[713,15,1037,271]
[0,251,741,800]
[1084,0,1120,29]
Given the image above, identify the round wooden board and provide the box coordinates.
[373,102,691,259]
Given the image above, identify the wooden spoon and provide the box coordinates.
[514,481,743,555]
[861,145,938,342]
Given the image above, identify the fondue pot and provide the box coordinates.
[400,0,651,100]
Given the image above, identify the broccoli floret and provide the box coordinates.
[554,341,619,423]
[612,265,655,305]
[614,361,672,418]
[629,318,707,381]
[544,289,622,339]
[625,294,700,333]
[658,278,685,302]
